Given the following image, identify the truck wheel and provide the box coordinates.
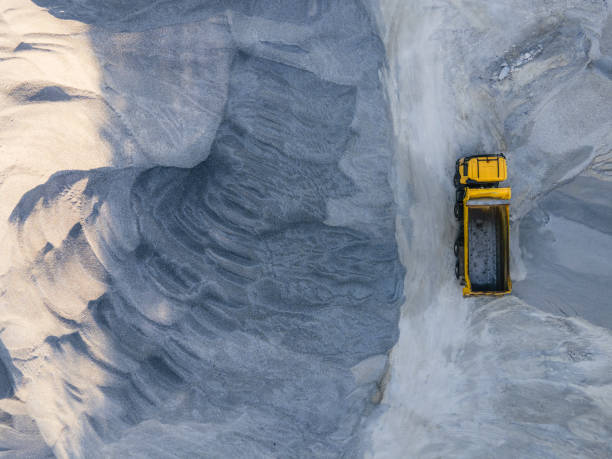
[454,240,460,256]
[454,173,461,188]
[454,202,463,220]
[455,261,460,279]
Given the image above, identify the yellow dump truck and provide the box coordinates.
[453,154,512,296]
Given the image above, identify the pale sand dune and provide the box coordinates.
[0,1,110,272]
[0,2,109,456]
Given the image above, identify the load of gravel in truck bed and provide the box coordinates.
[468,206,505,291]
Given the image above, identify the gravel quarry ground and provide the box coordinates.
[0,0,611,457]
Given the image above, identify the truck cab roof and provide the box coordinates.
[460,154,507,184]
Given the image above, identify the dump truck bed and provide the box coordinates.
[468,206,507,292]
[460,187,511,296]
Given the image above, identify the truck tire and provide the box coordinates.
[455,261,460,279]
[454,240,460,256]
[454,172,461,188]
[454,202,463,220]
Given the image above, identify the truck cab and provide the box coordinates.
[454,154,512,296]
[454,154,508,187]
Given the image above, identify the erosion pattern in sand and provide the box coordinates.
[0,1,402,457]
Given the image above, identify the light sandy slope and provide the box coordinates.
[368,0,612,457]
[0,0,110,267]
[0,2,109,456]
